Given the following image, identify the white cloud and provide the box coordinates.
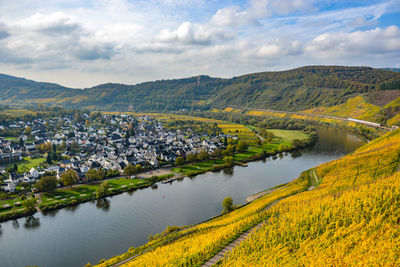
[306,26,400,55]
[156,21,234,45]
[14,12,79,34]
[0,1,399,87]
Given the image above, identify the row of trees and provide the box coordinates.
[174,140,250,166]
[34,167,120,192]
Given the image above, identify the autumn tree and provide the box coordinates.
[124,164,138,175]
[222,197,235,213]
[22,197,38,212]
[61,169,78,186]
[35,176,58,192]
[175,156,185,166]
[197,150,209,161]
[236,141,248,152]
[96,181,110,198]
[86,169,104,183]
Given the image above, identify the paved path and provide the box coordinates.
[245,186,285,202]
[201,199,283,267]
[308,168,319,191]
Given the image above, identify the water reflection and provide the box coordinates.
[290,150,302,159]
[12,219,19,229]
[223,167,234,176]
[96,199,110,211]
[65,205,80,212]
[151,184,158,190]
[43,209,60,217]
[24,216,40,229]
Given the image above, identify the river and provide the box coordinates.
[0,127,363,267]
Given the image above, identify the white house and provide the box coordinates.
[29,168,40,178]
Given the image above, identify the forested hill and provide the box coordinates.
[1,66,399,112]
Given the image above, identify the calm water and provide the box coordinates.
[0,127,363,267]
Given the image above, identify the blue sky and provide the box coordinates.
[0,0,399,87]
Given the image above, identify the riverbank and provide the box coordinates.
[0,173,174,222]
[172,131,317,177]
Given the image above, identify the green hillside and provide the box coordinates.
[1,66,400,114]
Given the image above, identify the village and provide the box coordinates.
[0,113,224,192]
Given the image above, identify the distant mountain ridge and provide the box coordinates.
[1,66,400,112]
[380,68,400,72]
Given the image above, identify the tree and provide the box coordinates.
[86,169,104,182]
[19,137,24,146]
[224,136,228,146]
[13,163,18,172]
[197,150,209,161]
[266,131,275,142]
[35,176,58,192]
[175,156,185,166]
[22,197,38,212]
[223,156,234,165]
[59,140,67,151]
[61,169,78,186]
[124,164,138,175]
[260,128,268,138]
[291,139,305,148]
[136,164,142,172]
[96,181,110,198]
[211,149,222,159]
[50,150,58,161]
[25,126,32,136]
[186,153,198,163]
[222,197,235,213]
[236,141,248,152]
[224,144,236,156]
[46,153,52,164]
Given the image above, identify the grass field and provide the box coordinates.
[39,178,148,207]
[268,129,309,141]
[2,157,46,171]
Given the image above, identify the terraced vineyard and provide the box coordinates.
[222,129,400,266]
[96,129,400,267]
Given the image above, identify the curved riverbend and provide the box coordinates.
[0,127,363,267]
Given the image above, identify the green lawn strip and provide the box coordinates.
[2,157,46,170]
[2,136,18,140]
[0,196,25,211]
[39,178,148,208]
[268,129,309,141]
[0,207,27,216]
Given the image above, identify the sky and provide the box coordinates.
[0,0,399,88]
